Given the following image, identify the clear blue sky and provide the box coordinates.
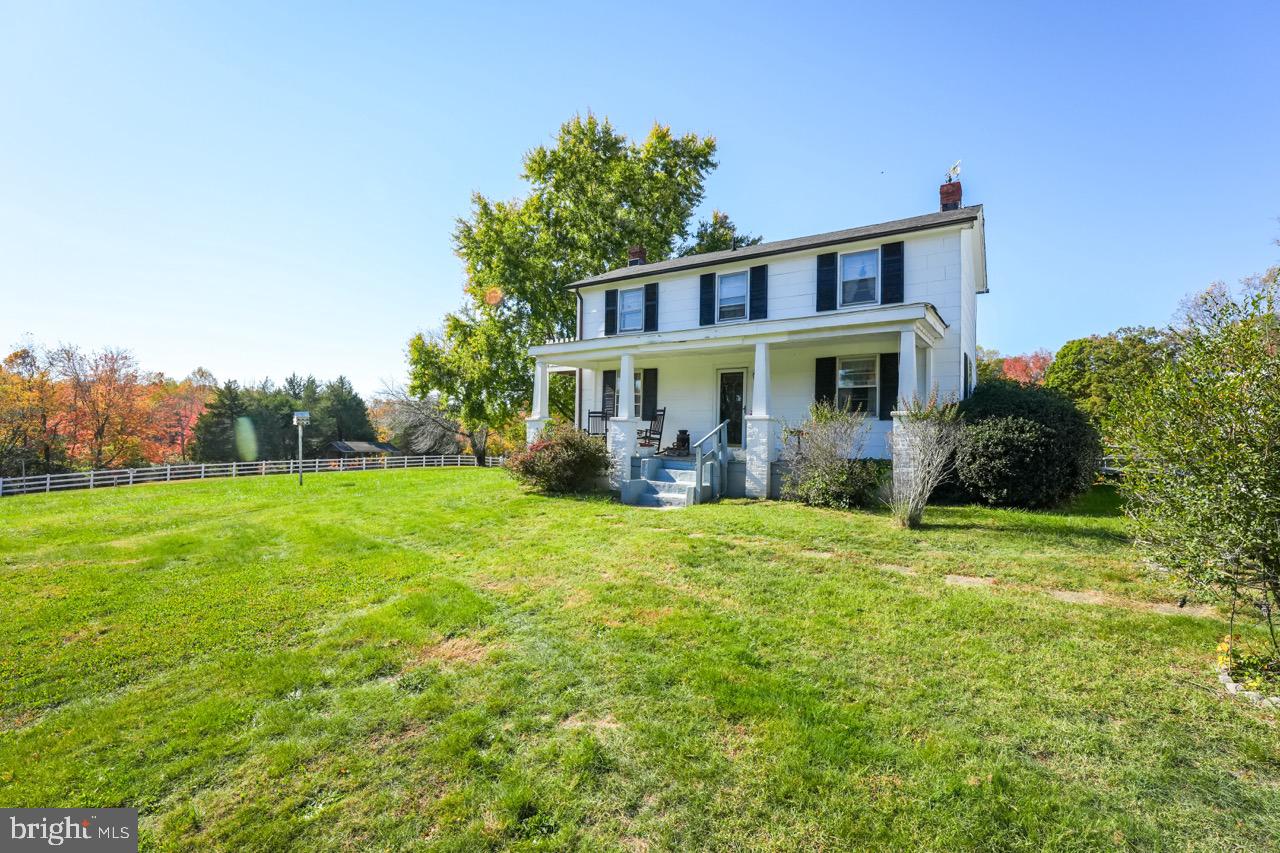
[2,1,1277,396]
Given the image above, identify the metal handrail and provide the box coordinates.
[693,420,730,504]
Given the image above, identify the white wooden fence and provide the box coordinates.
[0,455,504,498]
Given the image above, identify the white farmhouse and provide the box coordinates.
[527,182,987,506]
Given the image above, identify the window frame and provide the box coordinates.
[617,286,645,333]
[838,248,880,307]
[835,354,879,417]
[716,269,749,323]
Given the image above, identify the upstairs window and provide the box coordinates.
[618,287,644,332]
[836,356,878,415]
[717,271,748,321]
[840,249,879,306]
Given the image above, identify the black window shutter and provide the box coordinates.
[816,253,837,311]
[641,368,658,420]
[643,282,658,332]
[602,370,617,417]
[814,356,837,405]
[699,273,716,325]
[879,353,899,420]
[604,289,618,335]
[881,241,904,304]
[749,265,768,320]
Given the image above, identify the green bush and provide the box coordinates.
[955,380,1099,508]
[505,423,609,493]
[780,402,884,509]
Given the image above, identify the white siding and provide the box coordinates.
[575,226,969,401]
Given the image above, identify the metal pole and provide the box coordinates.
[297,423,304,486]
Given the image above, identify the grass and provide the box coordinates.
[0,469,1277,851]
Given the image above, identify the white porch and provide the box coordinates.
[526,302,951,500]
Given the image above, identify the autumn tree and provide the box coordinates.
[999,349,1054,385]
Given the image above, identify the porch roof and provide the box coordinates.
[530,301,947,368]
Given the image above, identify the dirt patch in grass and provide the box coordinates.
[1046,588,1219,619]
[945,574,995,587]
[369,721,432,752]
[560,712,621,733]
[800,550,836,559]
[60,623,109,645]
[1050,589,1109,605]
[414,636,488,666]
[879,564,918,576]
[1146,601,1218,619]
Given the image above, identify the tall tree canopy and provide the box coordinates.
[678,210,762,256]
[1043,327,1174,437]
[410,114,729,455]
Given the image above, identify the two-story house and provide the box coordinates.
[526,182,988,506]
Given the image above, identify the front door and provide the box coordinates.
[718,370,745,447]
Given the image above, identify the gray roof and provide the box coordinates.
[329,440,400,455]
[567,205,982,289]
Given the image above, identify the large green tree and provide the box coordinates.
[410,114,723,455]
[678,210,762,256]
[1043,327,1174,438]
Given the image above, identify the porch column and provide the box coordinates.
[744,341,776,499]
[750,342,770,417]
[524,358,551,445]
[606,352,639,487]
[898,329,918,410]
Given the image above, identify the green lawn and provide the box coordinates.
[1,470,1277,851]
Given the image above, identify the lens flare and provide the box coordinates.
[234,416,259,461]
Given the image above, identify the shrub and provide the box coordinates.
[505,424,609,493]
[780,402,883,509]
[955,380,1099,508]
[888,391,963,528]
[1118,278,1280,672]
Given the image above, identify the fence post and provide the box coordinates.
[89,471,95,489]
[46,474,51,493]
[129,469,135,485]
[232,462,237,478]
[201,464,206,478]
[166,465,171,482]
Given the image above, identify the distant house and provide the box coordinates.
[323,440,401,459]
[525,180,988,506]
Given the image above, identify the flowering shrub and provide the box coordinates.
[505,423,609,493]
[1217,635,1280,695]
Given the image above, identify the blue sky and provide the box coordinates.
[2,1,1277,395]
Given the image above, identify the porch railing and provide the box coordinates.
[692,420,730,504]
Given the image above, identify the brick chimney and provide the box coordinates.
[627,245,647,266]
[940,181,962,212]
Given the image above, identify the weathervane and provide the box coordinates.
[945,160,962,184]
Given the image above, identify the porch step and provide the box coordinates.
[621,458,701,508]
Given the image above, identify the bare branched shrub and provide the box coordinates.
[888,390,963,528]
[780,402,881,509]
[378,384,465,456]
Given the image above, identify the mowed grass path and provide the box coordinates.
[0,469,1276,851]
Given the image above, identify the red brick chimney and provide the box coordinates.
[627,245,647,266]
[940,181,963,211]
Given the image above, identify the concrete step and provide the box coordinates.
[647,468,697,485]
[645,478,693,496]
[631,491,689,508]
